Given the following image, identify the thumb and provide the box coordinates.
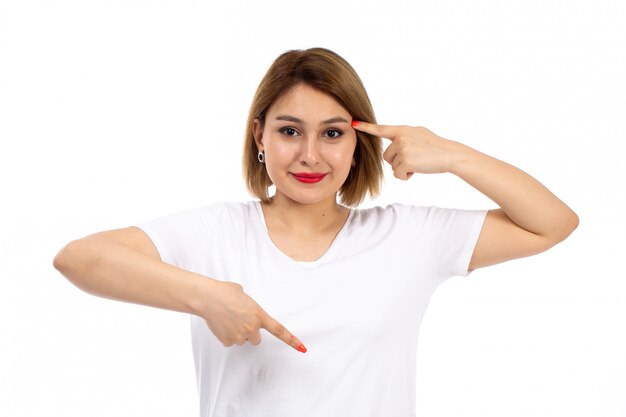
[261,311,308,353]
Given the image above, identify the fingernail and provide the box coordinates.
[351,120,360,127]
[297,344,307,353]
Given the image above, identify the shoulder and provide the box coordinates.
[351,203,485,230]
[347,203,429,234]
[352,202,428,222]
[138,200,259,231]
[173,200,258,219]
[204,200,259,223]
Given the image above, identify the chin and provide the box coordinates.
[279,188,338,206]
[290,194,332,205]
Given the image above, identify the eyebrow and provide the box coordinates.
[275,115,349,125]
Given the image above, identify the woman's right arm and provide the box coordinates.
[53,226,212,315]
[52,227,307,352]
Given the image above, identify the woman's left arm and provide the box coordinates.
[352,121,579,270]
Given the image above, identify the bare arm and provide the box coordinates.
[448,142,579,270]
[352,121,579,270]
[53,226,213,314]
[53,227,307,352]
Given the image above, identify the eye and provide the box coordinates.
[279,127,300,137]
[324,128,343,139]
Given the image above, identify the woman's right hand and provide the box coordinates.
[54,226,307,354]
[198,280,307,353]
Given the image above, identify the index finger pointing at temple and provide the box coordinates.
[351,121,398,140]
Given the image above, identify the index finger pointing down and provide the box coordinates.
[262,313,308,353]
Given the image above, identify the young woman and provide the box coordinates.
[54,47,578,416]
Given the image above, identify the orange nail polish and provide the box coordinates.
[297,344,307,353]
[351,120,360,127]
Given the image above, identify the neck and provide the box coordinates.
[262,192,348,234]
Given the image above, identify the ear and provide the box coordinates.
[253,119,264,151]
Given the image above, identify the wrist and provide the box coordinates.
[186,273,224,317]
[445,139,474,174]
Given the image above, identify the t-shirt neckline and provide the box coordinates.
[253,200,355,267]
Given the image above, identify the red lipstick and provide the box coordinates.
[292,172,327,183]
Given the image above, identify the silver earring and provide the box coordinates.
[258,151,265,163]
[351,158,356,167]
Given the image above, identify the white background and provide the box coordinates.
[2,0,625,416]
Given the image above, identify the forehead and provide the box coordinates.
[267,83,349,118]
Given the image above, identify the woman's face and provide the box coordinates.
[254,83,357,207]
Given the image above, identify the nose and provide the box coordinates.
[300,134,321,166]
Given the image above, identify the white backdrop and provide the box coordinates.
[2,0,625,416]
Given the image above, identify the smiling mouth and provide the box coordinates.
[292,173,327,183]
[292,172,326,178]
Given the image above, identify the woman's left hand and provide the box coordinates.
[352,121,579,272]
[352,121,461,180]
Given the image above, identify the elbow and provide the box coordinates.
[563,208,580,238]
[570,210,580,233]
[53,242,72,276]
[551,208,579,244]
[53,239,84,277]
[53,239,98,295]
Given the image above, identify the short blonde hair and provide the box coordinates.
[242,47,383,207]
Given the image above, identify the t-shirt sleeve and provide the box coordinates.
[134,206,216,269]
[399,204,488,279]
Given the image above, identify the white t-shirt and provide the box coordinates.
[137,200,487,417]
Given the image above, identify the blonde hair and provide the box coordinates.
[242,47,383,207]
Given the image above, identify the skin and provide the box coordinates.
[250,83,360,262]
[253,83,356,236]
[53,82,578,354]
[350,122,579,270]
